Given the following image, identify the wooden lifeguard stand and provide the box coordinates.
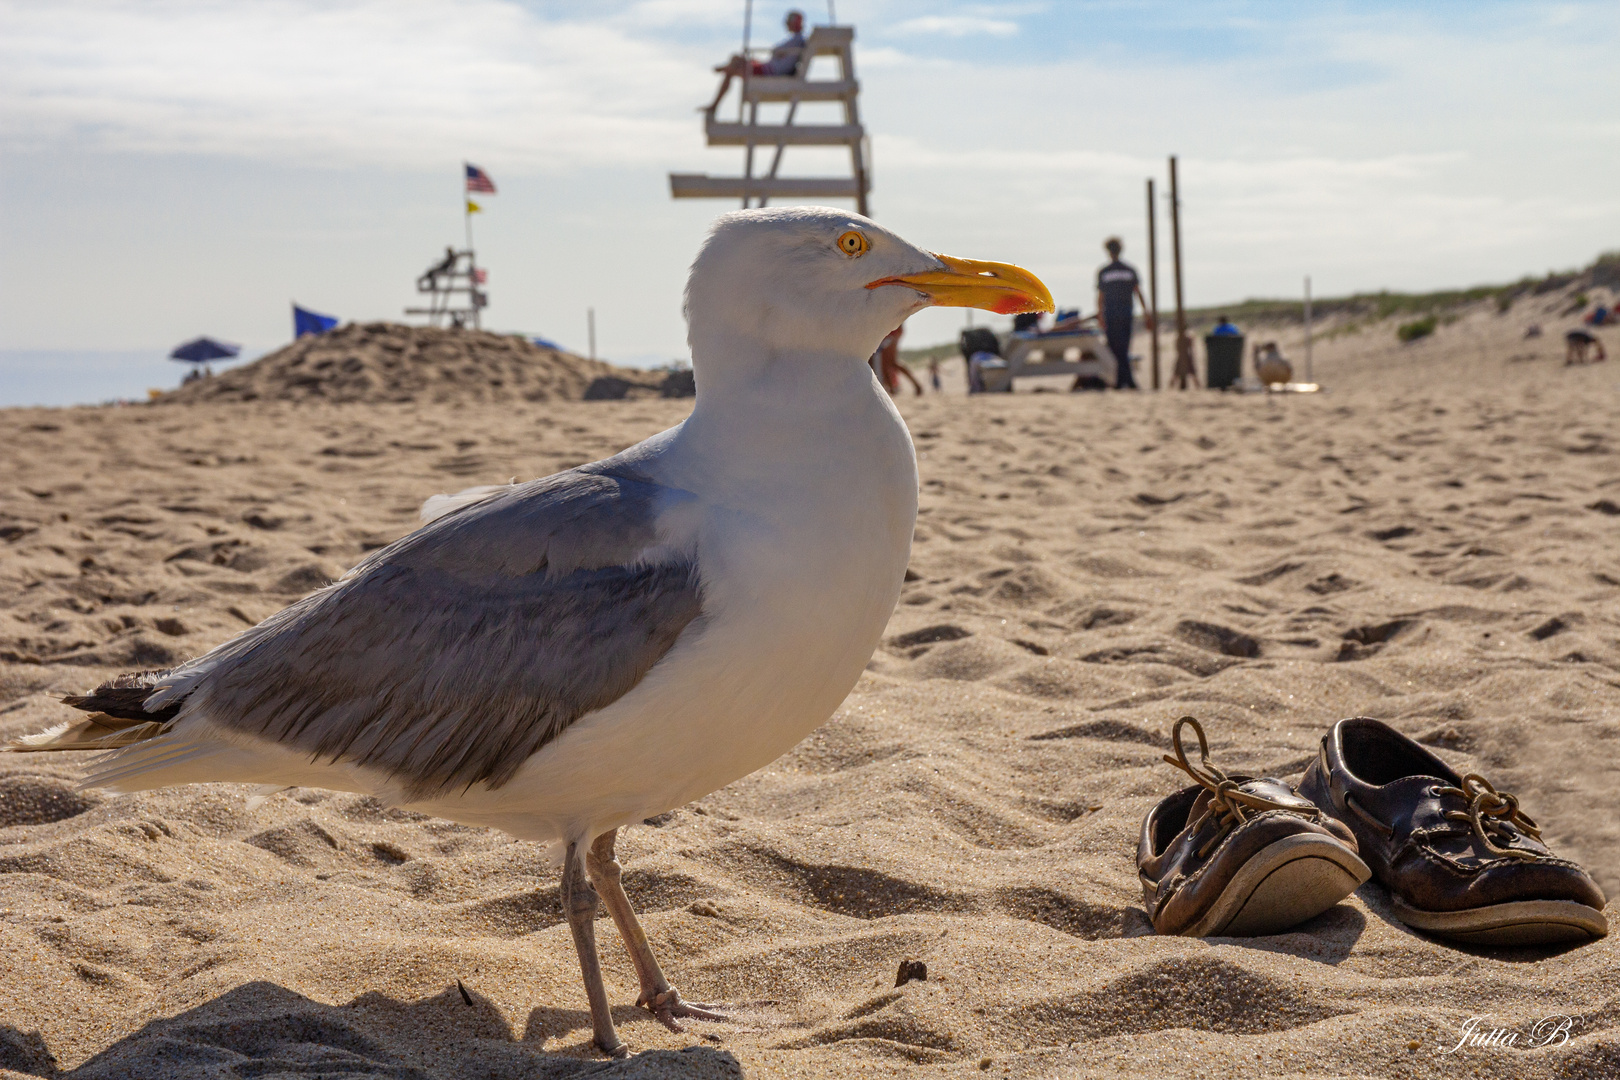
[405,247,486,330]
[670,24,870,215]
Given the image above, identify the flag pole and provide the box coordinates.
[462,163,480,330]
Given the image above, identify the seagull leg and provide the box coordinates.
[588,829,726,1033]
[561,840,627,1058]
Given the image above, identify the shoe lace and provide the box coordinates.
[1434,773,1544,860]
[1163,716,1323,858]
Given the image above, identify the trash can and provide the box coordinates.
[1205,334,1245,390]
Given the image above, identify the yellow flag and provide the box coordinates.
[466,200,482,213]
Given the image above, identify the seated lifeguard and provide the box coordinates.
[708,9,807,111]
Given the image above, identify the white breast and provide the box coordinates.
[445,367,919,842]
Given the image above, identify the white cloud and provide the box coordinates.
[0,0,711,169]
[618,0,743,29]
[888,15,1019,37]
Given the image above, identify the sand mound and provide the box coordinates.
[162,323,679,406]
[2,297,1618,1077]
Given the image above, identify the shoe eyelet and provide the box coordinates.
[1425,785,1441,798]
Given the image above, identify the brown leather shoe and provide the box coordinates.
[1300,717,1608,946]
[1138,717,1371,937]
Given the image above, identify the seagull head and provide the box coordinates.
[685,206,1052,377]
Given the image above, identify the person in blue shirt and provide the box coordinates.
[1211,315,1240,336]
[1095,237,1153,389]
[708,10,807,111]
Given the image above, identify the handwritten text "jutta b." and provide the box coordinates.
[1441,1015,1576,1054]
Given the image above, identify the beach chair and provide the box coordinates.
[670,26,870,215]
[982,328,1118,392]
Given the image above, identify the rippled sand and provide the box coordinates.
[2,298,1616,1079]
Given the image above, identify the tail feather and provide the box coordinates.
[78,737,224,790]
[5,669,188,755]
[4,716,170,753]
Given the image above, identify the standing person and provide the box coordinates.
[876,325,923,396]
[1096,237,1153,390]
[928,356,942,392]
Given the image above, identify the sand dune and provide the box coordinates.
[162,324,674,406]
[2,292,1617,1079]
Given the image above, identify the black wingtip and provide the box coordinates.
[62,670,183,722]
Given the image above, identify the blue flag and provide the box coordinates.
[293,303,339,337]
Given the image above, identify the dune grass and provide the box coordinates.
[901,252,1616,362]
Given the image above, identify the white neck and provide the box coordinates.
[674,343,903,489]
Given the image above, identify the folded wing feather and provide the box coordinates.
[8,440,706,801]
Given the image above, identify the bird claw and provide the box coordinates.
[639,988,726,1033]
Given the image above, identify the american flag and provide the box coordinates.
[465,164,496,194]
[473,269,488,284]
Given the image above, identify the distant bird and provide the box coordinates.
[8,207,1052,1057]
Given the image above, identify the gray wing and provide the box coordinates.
[181,437,702,797]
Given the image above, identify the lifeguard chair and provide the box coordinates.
[670,23,870,215]
[405,247,486,330]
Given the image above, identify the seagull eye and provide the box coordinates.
[836,230,869,257]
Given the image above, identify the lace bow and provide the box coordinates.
[1163,716,1321,858]
[1436,773,1543,860]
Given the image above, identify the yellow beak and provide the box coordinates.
[866,253,1054,315]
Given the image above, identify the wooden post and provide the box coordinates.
[846,46,870,217]
[739,0,754,205]
[855,135,870,218]
[1168,155,1197,388]
[588,307,596,360]
[1303,275,1313,384]
[1146,177,1160,390]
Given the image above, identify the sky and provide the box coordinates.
[2,0,1617,404]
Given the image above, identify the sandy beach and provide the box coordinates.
[2,287,1617,1079]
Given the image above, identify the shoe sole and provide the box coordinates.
[1181,834,1372,937]
[1391,896,1609,946]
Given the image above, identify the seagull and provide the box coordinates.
[7,206,1052,1057]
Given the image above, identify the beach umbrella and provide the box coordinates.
[169,337,241,364]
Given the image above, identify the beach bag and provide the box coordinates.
[959,327,1000,359]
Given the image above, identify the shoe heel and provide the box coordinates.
[1188,835,1372,937]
